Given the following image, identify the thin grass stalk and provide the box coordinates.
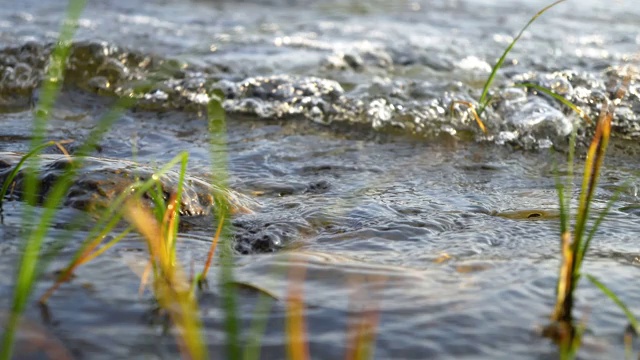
[242,289,276,360]
[31,96,133,302]
[573,103,612,247]
[345,275,383,360]
[285,260,309,360]
[516,83,592,124]
[208,95,242,359]
[200,212,225,281]
[551,128,576,323]
[575,188,623,273]
[151,181,168,221]
[39,227,132,303]
[586,275,639,334]
[168,156,188,266]
[477,0,567,116]
[0,141,59,206]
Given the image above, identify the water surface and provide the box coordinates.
[1,0,640,359]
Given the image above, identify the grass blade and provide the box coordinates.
[573,102,612,252]
[477,0,567,115]
[242,291,276,360]
[0,141,58,206]
[586,275,639,334]
[516,83,592,125]
[0,1,86,358]
[199,212,225,281]
[125,198,208,359]
[449,100,487,133]
[208,95,242,359]
[285,259,309,360]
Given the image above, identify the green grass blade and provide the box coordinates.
[0,141,56,206]
[587,275,640,334]
[208,96,241,359]
[0,1,87,358]
[477,0,567,116]
[25,97,132,284]
[169,155,189,265]
[555,169,569,235]
[39,152,189,303]
[516,83,592,124]
[243,292,276,360]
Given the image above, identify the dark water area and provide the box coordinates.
[1,0,640,359]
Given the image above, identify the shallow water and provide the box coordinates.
[1,0,640,359]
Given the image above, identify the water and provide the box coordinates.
[1,0,640,358]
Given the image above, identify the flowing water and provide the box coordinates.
[1,0,640,358]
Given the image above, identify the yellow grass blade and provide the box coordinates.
[39,227,132,304]
[138,260,153,296]
[200,212,225,281]
[125,199,208,360]
[450,100,487,133]
[285,260,309,360]
[345,275,384,360]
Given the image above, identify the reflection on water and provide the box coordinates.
[1,0,640,358]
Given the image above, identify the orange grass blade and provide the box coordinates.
[450,100,487,133]
[161,194,179,266]
[138,261,153,296]
[285,260,309,360]
[345,275,384,360]
[54,140,73,160]
[552,230,574,322]
[200,212,225,281]
[39,227,132,304]
[79,227,132,266]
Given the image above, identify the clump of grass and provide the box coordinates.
[451,0,567,133]
[544,72,638,357]
[124,193,208,359]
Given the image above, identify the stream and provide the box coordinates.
[1,0,640,359]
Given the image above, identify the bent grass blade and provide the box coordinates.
[449,100,487,133]
[0,141,71,207]
[208,95,243,359]
[199,212,225,282]
[586,275,639,335]
[516,83,593,125]
[477,0,567,116]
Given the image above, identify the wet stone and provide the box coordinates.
[2,40,640,149]
[231,213,311,254]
